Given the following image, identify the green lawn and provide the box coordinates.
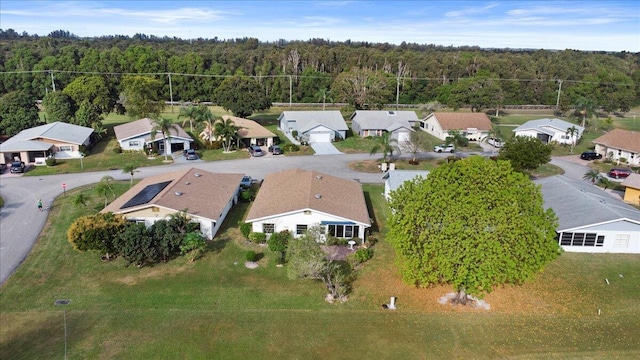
[1,182,639,358]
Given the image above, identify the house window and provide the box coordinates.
[559,232,601,247]
[263,223,275,234]
[59,145,72,151]
[129,141,141,147]
[328,225,360,239]
[419,122,425,129]
[296,225,307,235]
[614,234,629,247]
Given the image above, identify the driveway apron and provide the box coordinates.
[310,142,343,155]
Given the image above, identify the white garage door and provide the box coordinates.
[309,132,331,143]
[397,132,410,143]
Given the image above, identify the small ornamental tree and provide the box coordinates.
[387,156,560,305]
[67,212,128,260]
[268,230,292,264]
[180,232,207,262]
[498,136,552,173]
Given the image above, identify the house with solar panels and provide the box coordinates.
[101,168,244,239]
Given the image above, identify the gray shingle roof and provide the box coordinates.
[280,111,348,133]
[383,170,430,194]
[350,110,417,131]
[536,175,640,231]
[513,118,584,136]
[0,122,93,152]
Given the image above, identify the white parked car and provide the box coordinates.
[487,138,504,148]
[434,144,455,153]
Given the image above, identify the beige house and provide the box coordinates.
[419,112,493,141]
[621,173,640,205]
[245,169,371,243]
[592,129,640,166]
[222,115,277,147]
[114,118,193,154]
[102,168,243,239]
[0,122,93,165]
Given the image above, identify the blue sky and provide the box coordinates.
[1,1,638,51]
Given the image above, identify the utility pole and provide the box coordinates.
[289,75,292,107]
[395,77,400,111]
[555,80,563,115]
[168,73,174,113]
[50,71,56,92]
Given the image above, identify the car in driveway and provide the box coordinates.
[580,151,602,160]
[184,149,198,160]
[240,175,252,189]
[268,145,283,155]
[434,144,455,153]
[608,168,632,179]
[10,161,25,173]
[0,163,6,174]
[248,145,264,157]
[487,138,504,148]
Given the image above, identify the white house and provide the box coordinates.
[113,118,193,154]
[536,175,640,254]
[592,129,640,166]
[102,168,243,240]
[0,122,93,165]
[419,112,493,141]
[278,111,348,143]
[350,110,418,143]
[513,118,584,145]
[245,169,371,243]
[382,169,430,200]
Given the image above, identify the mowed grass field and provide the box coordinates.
[1,183,639,359]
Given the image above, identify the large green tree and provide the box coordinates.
[0,91,40,136]
[214,75,270,118]
[121,75,165,119]
[63,75,114,115]
[331,67,392,109]
[498,136,552,173]
[42,91,75,123]
[67,212,128,260]
[387,156,560,304]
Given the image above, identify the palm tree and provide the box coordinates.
[177,105,199,132]
[72,193,90,209]
[199,117,217,145]
[566,126,579,154]
[95,175,116,207]
[314,88,332,111]
[599,177,615,190]
[574,97,597,128]
[214,117,239,152]
[583,169,600,185]
[122,164,139,188]
[151,117,179,160]
[369,131,399,162]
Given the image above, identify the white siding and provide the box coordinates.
[558,222,640,254]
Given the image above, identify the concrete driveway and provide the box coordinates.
[310,142,343,155]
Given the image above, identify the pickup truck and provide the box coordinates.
[433,144,455,153]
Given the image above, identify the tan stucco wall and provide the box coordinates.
[624,187,640,205]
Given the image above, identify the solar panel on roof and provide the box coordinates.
[121,181,171,209]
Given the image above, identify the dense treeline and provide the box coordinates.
[1,28,638,112]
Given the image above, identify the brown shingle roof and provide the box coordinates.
[102,168,243,221]
[430,112,493,131]
[222,115,276,139]
[621,173,640,190]
[246,169,370,225]
[592,129,640,153]
[114,118,191,141]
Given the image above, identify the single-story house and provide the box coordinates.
[222,115,277,148]
[350,110,418,143]
[419,112,493,141]
[114,118,193,154]
[592,129,640,166]
[101,168,244,239]
[621,173,640,205]
[512,118,584,145]
[278,111,348,143]
[0,121,93,165]
[536,175,640,253]
[245,168,371,243]
[382,169,430,200]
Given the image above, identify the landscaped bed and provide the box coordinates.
[1,183,639,358]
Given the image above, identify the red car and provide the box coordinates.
[608,168,632,179]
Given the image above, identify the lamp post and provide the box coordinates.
[54,299,71,360]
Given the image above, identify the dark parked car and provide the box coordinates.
[0,163,6,174]
[248,145,264,157]
[608,168,632,179]
[10,161,25,173]
[580,151,602,160]
[268,145,283,155]
[184,149,198,160]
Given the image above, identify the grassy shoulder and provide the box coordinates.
[2,182,639,358]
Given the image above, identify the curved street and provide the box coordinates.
[0,151,592,285]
